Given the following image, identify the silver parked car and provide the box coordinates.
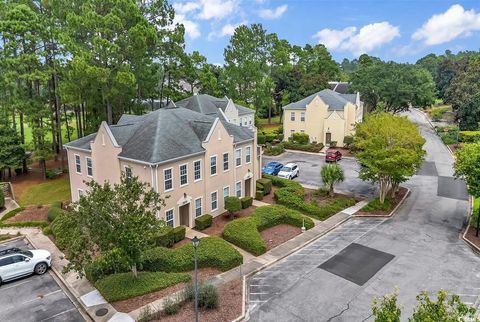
[0,247,52,284]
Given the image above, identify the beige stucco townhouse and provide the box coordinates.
[64,99,261,228]
[282,89,363,147]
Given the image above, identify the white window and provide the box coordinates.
[235,148,241,167]
[194,160,201,181]
[77,189,84,199]
[246,146,251,164]
[301,112,305,122]
[211,191,218,211]
[290,130,295,135]
[210,156,217,175]
[75,155,81,174]
[290,112,295,121]
[235,181,242,198]
[300,130,305,133]
[165,209,174,227]
[223,186,230,200]
[195,198,202,217]
[223,152,229,171]
[86,157,93,177]
[164,168,173,191]
[179,164,188,186]
[124,166,132,178]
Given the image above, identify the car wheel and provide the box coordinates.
[296,171,299,178]
[34,262,48,275]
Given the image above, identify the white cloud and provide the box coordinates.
[174,14,201,39]
[198,0,237,20]
[208,21,247,40]
[173,2,201,15]
[258,4,288,19]
[412,4,480,45]
[314,22,400,56]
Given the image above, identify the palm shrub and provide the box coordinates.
[320,164,345,197]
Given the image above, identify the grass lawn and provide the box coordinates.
[19,176,71,206]
[16,115,78,146]
[472,197,480,229]
[258,116,281,125]
[95,271,191,302]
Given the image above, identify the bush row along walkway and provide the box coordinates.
[128,199,368,320]
[0,227,130,322]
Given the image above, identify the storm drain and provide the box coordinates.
[318,243,394,286]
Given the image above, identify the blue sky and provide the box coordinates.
[172,0,480,64]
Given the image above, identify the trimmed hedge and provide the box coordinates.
[47,206,66,222]
[153,226,175,248]
[257,134,266,145]
[255,190,264,200]
[240,196,253,209]
[143,237,243,273]
[223,205,314,256]
[459,131,480,143]
[264,174,356,220]
[256,178,272,195]
[95,271,191,302]
[283,141,324,153]
[291,132,309,144]
[195,214,212,230]
[0,221,49,228]
[263,144,285,156]
[172,226,186,243]
[85,248,131,282]
[0,207,25,222]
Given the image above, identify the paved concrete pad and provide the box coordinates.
[417,161,438,176]
[437,176,469,200]
[318,243,395,286]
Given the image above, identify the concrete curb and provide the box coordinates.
[0,235,24,244]
[461,197,480,254]
[354,187,411,218]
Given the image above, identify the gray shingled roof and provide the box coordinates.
[65,106,254,164]
[64,133,96,150]
[282,89,352,111]
[175,94,254,116]
[341,94,357,104]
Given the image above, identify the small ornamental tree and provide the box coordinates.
[64,174,166,278]
[454,142,480,235]
[320,164,345,197]
[354,113,425,203]
[224,196,242,219]
[372,290,401,322]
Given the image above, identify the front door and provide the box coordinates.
[244,178,251,197]
[325,132,332,145]
[179,203,190,226]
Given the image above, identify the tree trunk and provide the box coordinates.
[378,176,390,204]
[390,182,399,198]
[20,112,27,173]
[329,184,334,197]
[131,264,138,278]
[40,159,46,180]
[106,99,113,125]
[63,104,71,142]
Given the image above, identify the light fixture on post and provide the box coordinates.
[301,217,306,233]
[191,236,200,322]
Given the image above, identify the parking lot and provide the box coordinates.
[263,151,376,198]
[0,239,85,322]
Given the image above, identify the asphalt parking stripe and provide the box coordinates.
[22,290,62,305]
[38,308,77,322]
[0,279,31,291]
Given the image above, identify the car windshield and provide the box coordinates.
[281,166,292,172]
[327,152,335,155]
[266,164,277,169]
[19,250,33,258]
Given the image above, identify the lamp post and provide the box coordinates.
[192,236,200,322]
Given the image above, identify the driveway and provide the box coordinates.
[262,152,376,198]
[248,109,477,321]
[0,239,85,322]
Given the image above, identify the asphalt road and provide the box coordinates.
[0,239,85,322]
[262,151,376,198]
[248,109,477,321]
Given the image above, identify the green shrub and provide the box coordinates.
[257,134,266,145]
[42,225,52,235]
[85,249,131,282]
[142,237,243,272]
[45,169,56,179]
[0,207,25,222]
[255,190,264,200]
[223,205,314,256]
[472,198,480,229]
[343,135,354,147]
[195,214,212,230]
[163,297,181,315]
[240,196,253,209]
[153,226,175,248]
[172,226,186,243]
[265,133,277,143]
[291,132,309,144]
[330,141,337,147]
[225,196,242,216]
[95,271,191,302]
[459,131,480,143]
[47,206,65,222]
[256,178,272,195]
[0,189,4,209]
[428,106,449,121]
[183,282,219,309]
[283,141,324,153]
[0,221,48,228]
[263,144,285,156]
[362,198,391,212]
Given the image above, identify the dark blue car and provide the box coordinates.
[262,161,284,176]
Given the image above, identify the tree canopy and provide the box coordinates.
[454,142,480,198]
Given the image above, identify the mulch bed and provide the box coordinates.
[3,205,49,223]
[356,186,409,217]
[260,187,277,205]
[327,147,355,158]
[111,268,223,313]
[155,278,243,322]
[447,143,463,154]
[304,188,356,206]
[198,207,257,237]
[260,224,301,251]
[464,225,480,249]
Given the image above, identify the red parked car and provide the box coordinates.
[325,150,342,162]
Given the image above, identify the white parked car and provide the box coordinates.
[0,247,52,284]
[277,163,299,179]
